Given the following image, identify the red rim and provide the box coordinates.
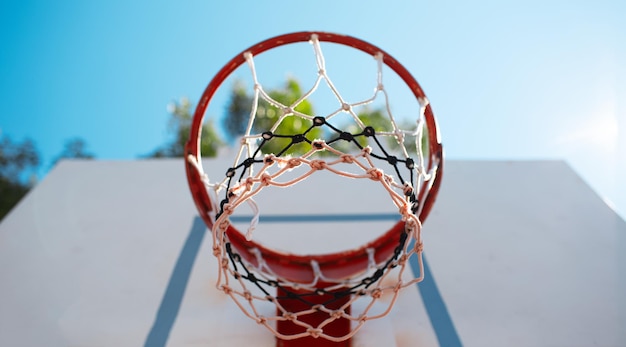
[185,31,443,283]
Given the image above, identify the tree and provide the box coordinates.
[52,137,95,166]
[150,97,223,158]
[222,78,427,158]
[330,107,394,153]
[224,81,253,142]
[0,135,40,221]
[224,78,322,156]
[335,107,426,156]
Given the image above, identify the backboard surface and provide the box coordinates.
[1,158,624,346]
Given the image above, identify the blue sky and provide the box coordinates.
[1,0,625,218]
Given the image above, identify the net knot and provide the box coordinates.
[398,254,408,265]
[262,131,273,140]
[260,173,272,186]
[218,219,230,231]
[222,203,235,216]
[244,177,255,190]
[244,290,253,301]
[220,257,229,269]
[366,168,384,181]
[310,160,326,170]
[403,183,414,196]
[263,154,275,165]
[221,285,232,295]
[371,288,383,299]
[212,246,221,257]
[286,158,302,168]
[330,310,344,319]
[340,154,355,164]
[282,312,297,321]
[393,129,405,143]
[312,140,325,150]
[307,328,323,338]
[399,203,411,217]
[313,116,325,126]
[225,167,236,178]
[414,241,424,253]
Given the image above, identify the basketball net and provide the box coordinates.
[186,32,443,346]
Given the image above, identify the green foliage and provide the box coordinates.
[221,79,428,159]
[355,109,425,157]
[222,78,429,159]
[150,98,223,158]
[0,136,39,179]
[357,108,395,133]
[1,135,100,221]
[52,138,94,166]
[256,79,322,156]
[0,135,40,221]
[331,107,394,153]
[198,119,223,157]
[224,78,322,156]
[224,81,253,141]
[0,175,30,221]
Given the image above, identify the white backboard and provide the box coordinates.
[0,158,624,346]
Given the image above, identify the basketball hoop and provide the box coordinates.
[185,32,443,346]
